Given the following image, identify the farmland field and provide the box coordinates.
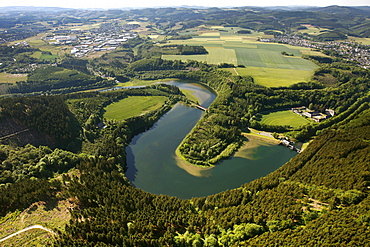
[226,67,314,87]
[258,110,311,128]
[0,73,27,84]
[232,43,317,70]
[163,28,319,87]
[297,25,329,36]
[32,51,59,61]
[349,36,370,45]
[104,96,168,121]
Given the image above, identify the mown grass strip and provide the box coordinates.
[259,110,311,128]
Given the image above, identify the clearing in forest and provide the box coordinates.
[103,96,168,121]
[258,110,311,128]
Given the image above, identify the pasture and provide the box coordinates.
[298,25,329,36]
[349,36,370,45]
[0,73,27,84]
[226,67,314,87]
[258,110,311,128]
[32,51,59,61]
[104,96,168,121]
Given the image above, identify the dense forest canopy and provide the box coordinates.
[0,5,369,246]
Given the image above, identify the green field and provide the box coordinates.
[0,72,27,84]
[104,96,168,121]
[258,110,311,128]
[298,25,329,36]
[14,33,70,58]
[232,43,317,70]
[349,36,370,45]
[226,67,314,87]
[32,51,59,61]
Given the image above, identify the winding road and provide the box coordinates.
[0,225,56,243]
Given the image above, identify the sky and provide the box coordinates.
[1,0,369,9]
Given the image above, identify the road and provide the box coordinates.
[0,225,56,243]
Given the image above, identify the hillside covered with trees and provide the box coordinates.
[53,106,370,246]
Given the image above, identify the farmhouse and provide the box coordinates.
[291,106,335,122]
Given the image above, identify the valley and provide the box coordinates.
[0,5,369,246]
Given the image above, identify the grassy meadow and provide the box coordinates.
[349,36,370,45]
[162,26,319,87]
[258,110,311,128]
[226,67,314,87]
[180,89,199,104]
[31,51,59,61]
[104,96,168,121]
[297,25,329,36]
[0,73,27,84]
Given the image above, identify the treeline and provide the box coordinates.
[54,107,370,246]
[0,178,61,217]
[176,45,208,55]
[127,58,185,72]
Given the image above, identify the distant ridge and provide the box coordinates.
[0,5,369,12]
[0,6,74,12]
[302,5,370,15]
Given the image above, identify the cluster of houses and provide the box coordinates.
[291,106,335,122]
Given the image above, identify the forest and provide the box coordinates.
[0,5,369,246]
[53,106,370,246]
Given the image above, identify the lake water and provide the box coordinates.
[125,81,296,199]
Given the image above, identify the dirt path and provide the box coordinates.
[0,225,56,243]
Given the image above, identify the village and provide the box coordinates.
[261,33,370,69]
